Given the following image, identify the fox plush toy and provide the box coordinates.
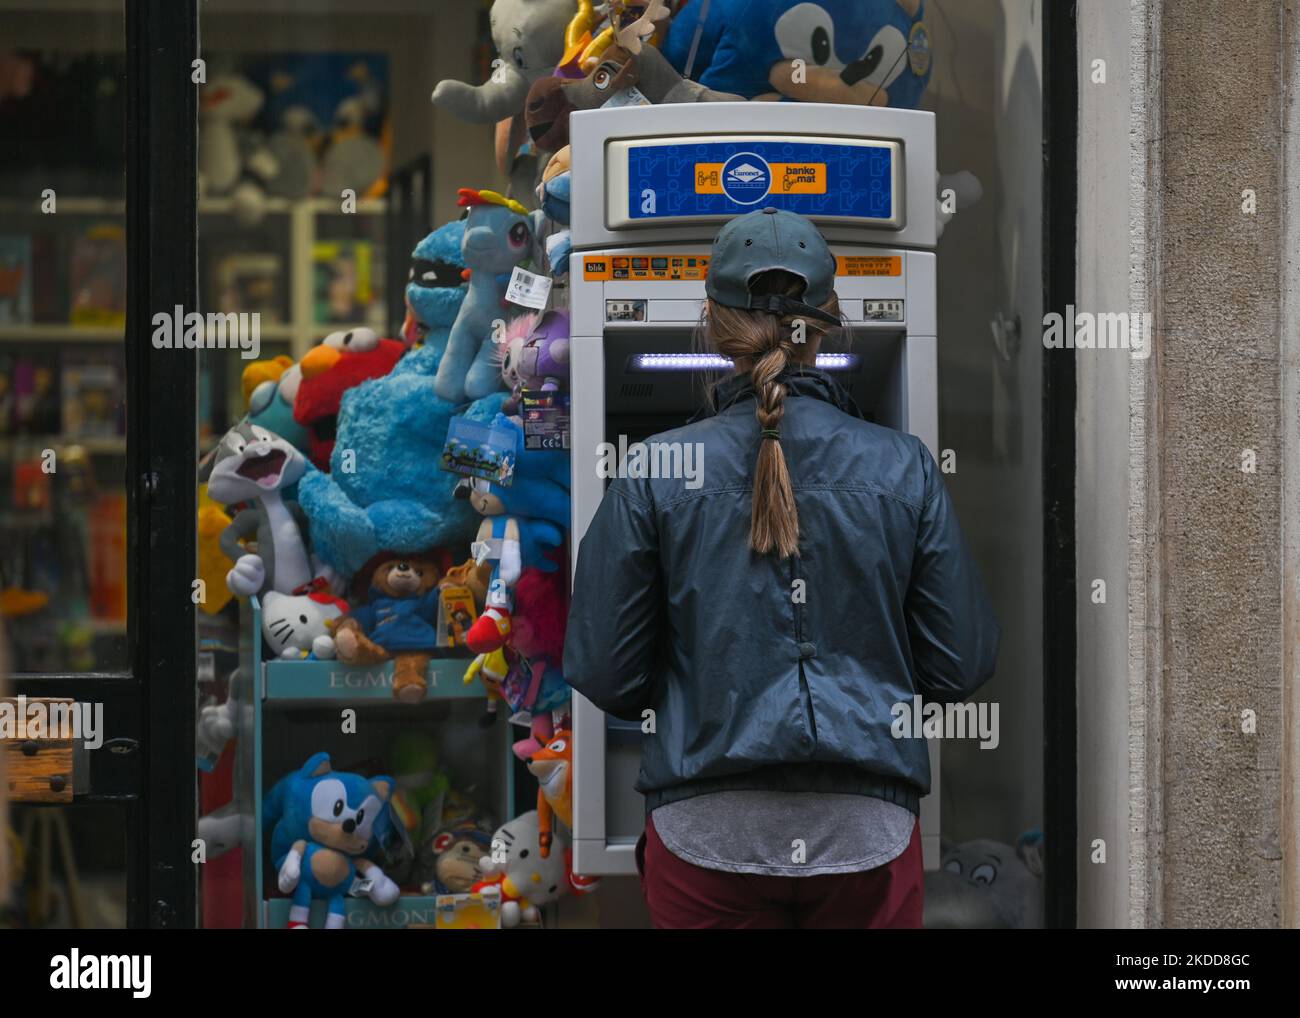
[526,730,573,858]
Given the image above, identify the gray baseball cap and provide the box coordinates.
[705,207,839,324]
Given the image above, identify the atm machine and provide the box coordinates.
[567,102,940,876]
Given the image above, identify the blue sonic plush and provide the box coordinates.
[434,187,541,405]
[401,219,468,359]
[263,752,400,929]
[665,0,932,109]
[297,344,509,581]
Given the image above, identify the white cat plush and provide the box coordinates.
[261,589,348,660]
[476,810,599,926]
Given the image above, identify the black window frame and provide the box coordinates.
[13,0,200,930]
[1042,0,1079,930]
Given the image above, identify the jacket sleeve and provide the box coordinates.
[564,481,664,722]
[904,446,1000,703]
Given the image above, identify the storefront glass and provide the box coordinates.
[3,0,1058,930]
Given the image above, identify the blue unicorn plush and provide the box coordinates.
[402,218,468,358]
[665,0,932,109]
[434,188,540,405]
[263,752,400,929]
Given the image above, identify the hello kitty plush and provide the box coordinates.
[261,586,349,660]
[472,810,598,926]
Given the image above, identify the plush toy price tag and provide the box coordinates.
[603,85,651,109]
[440,416,517,484]
[505,266,552,310]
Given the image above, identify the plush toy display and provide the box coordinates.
[214,0,972,932]
[320,91,388,199]
[472,810,597,927]
[501,308,570,413]
[420,818,496,895]
[497,311,541,413]
[206,422,313,600]
[263,752,400,929]
[431,0,576,125]
[242,355,311,456]
[387,730,451,844]
[198,72,279,225]
[665,0,932,107]
[526,730,572,858]
[261,586,349,660]
[434,188,540,404]
[296,351,506,581]
[197,485,236,616]
[333,558,444,703]
[923,832,1045,929]
[537,150,574,278]
[401,219,469,355]
[503,567,572,755]
[525,8,737,153]
[463,636,524,727]
[294,328,405,471]
[456,413,569,652]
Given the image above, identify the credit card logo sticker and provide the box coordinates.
[721,153,771,205]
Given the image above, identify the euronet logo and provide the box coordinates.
[50,951,151,998]
[722,152,772,206]
[726,162,767,184]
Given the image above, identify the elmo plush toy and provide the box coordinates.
[294,327,404,470]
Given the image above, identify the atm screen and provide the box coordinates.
[602,328,903,447]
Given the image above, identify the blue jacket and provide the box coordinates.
[564,367,999,813]
[350,586,441,652]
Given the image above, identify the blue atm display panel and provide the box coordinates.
[606,135,903,230]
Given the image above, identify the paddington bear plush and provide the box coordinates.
[333,557,442,703]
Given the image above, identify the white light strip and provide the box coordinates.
[632,353,860,372]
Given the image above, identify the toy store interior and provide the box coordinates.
[1,0,1051,930]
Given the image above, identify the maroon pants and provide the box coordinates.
[636,813,924,929]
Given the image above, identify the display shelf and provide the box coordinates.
[0,195,387,217]
[243,596,518,929]
[262,656,484,703]
[263,894,439,930]
[0,325,122,343]
[0,435,126,454]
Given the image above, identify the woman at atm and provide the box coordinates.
[565,208,999,930]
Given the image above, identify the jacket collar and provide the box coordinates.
[689,365,865,423]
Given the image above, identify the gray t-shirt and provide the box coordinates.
[652,790,916,877]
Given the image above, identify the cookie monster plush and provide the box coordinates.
[297,342,510,581]
[401,219,468,358]
[666,0,932,108]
